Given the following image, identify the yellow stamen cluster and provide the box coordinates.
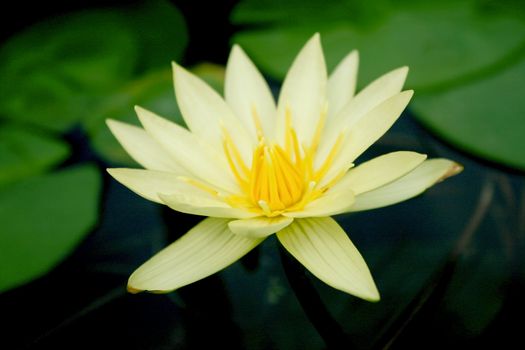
[220,107,344,217]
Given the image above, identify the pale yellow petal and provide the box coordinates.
[277,217,379,301]
[173,63,255,165]
[225,45,277,140]
[284,186,355,218]
[349,159,463,212]
[135,106,239,193]
[159,193,257,219]
[228,216,293,238]
[318,90,414,187]
[318,67,409,167]
[276,33,327,146]
[106,119,187,174]
[107,168,205,204]
[338,66,408,126]
[128,218,263,293]
[327,50,358,118]
[331,151,427,195]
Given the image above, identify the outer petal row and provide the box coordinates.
[333,151,427,195]
[106,119,188,174]
[128,218,263,293]
[316,66,409,172]
[327,50,359,119]
[277,217,379,301]
[318,90,414,187]
[349,158,463,212]
[276,33,327,147]
[225,45,277,140]
[135,106,239,193]
[173,63,255,166]
[107,168,255,219]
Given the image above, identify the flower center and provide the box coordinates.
[222,107,344,217]
[249,141,304,212]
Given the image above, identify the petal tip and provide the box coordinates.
[403,89,414,98]
[230,43,243,54]
[366,291,381,303]
[441,161,464,182]
[105,118,121,130]
[134,105,144,114]
[127,284,143,294]
[305,32,322,49]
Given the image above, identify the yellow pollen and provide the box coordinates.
[219,108,345,216]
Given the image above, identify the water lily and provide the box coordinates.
[107,34,461,301]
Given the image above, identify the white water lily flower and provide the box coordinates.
[107,34,461,302]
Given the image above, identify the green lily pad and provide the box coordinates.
[0,124,70,188]
[412,55,525,171]
[232,1,525,91]
[124,0,188,72]
[0,164,101,293]
[87,69,181,166]
[0,11,138,132]
[89,64,226,166]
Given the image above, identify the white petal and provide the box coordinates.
[107,168,220,204]
[331,151,427,195]
[228,216,293,238]
[337,66,408,127]
[327,50,358,119]
[106,119,187,174]
[276,33,327,146]
[135,106,239,193]
[173,63,255,165]
[277,217,379,301]
[349,159,463,212]
[159,193,257,219]
[318,90,414,187]
[318,67,408,166]
[128,218,263,293]
[284,186,355,218]
[225,45,277,140]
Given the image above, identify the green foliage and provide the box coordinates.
[0,125,70,188]
[0,165,101,292]
[124,0,188,71]
[0,11,138,132]
[0,0,188,133]
[0,0,189,291]
[412,57,525,170]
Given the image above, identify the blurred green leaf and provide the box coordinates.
[232,0,390,26]
[89,64,225,166]
[0,164,101,293]
[124,0,188,71]
[0,124,70,188]
[88,69,181,166]
[0,2,189,134]
[412,56,525,170]
[232,1,525,91]
[0,11,138,132]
